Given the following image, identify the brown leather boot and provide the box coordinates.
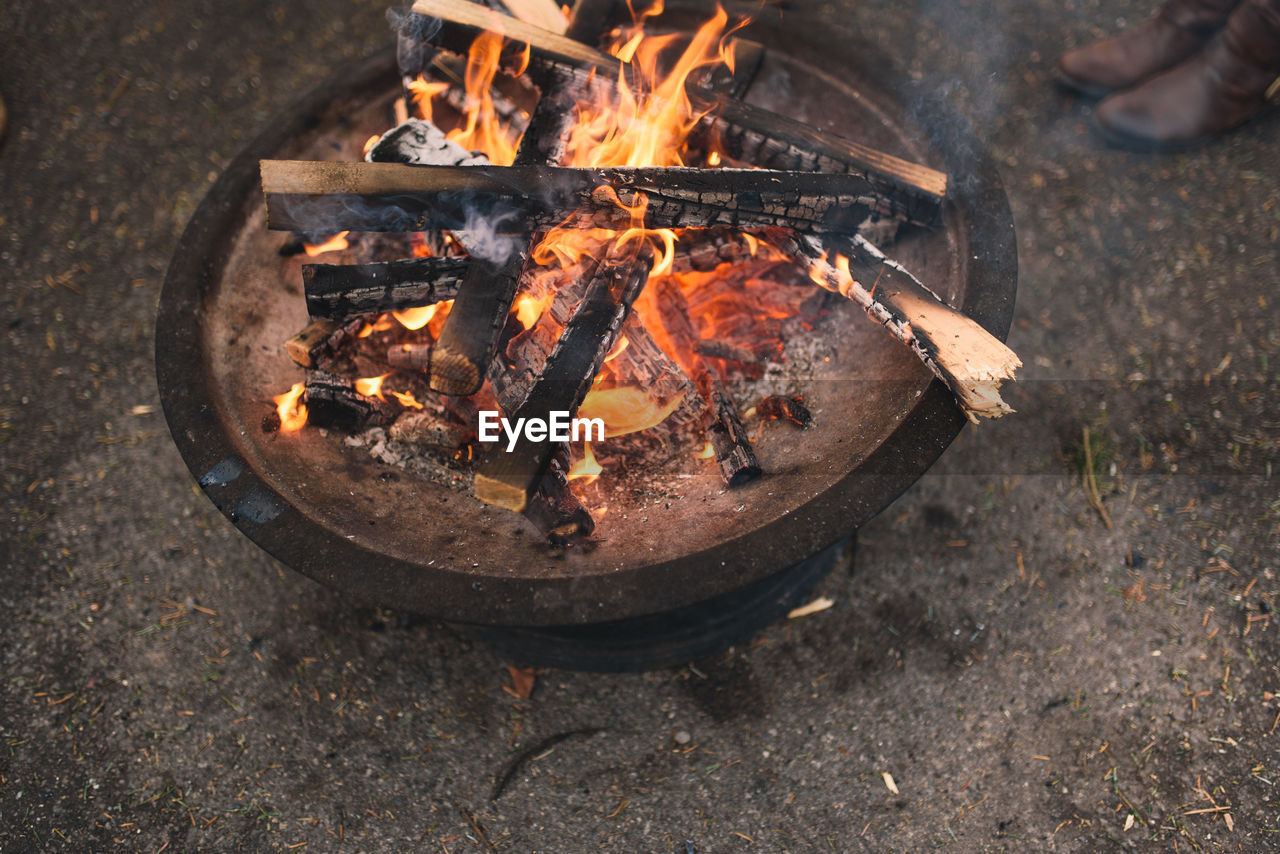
[1096,0,1280,149]
[1058,0,1241,97]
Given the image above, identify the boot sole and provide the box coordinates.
[1094,117,1210,152]
[1052,67,1117,100]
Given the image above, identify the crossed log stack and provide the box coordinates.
[262,0,1020,535]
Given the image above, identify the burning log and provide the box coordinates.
[304,371,398,432]
[780,231,1021,421]
[409,0,946,221]
[428,63,600,396]
[286,317,366,368]
[260,160,880,236]
[650,278,761,487]
[286,318,341,368]
[474,244,653,512]
[302,255,467,319]
[523,446,595,543]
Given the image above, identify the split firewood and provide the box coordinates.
[366,117,499,259]
[304,371,399,432]
[779,231,1020,421]
[286,317,366,368]
[428,64,598,396]
[689,37,765,100]
[409,0,945,220]
[523,446,595,543]
[649,277,761,486]
[387,342,434,372]
[286,319,341,368]
[260,160,879,237]
[474,244,653,512]
[302,255,468,319]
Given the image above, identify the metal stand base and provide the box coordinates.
[466,536,854,672]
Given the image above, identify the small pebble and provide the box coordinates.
[674,730,691,745]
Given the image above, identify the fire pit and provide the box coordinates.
[156,1,1017,669]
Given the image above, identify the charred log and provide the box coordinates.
[474,245,653,512]
[429,65,599,396]
[286,317,366,369]
[564,0,623,44]
[261,161,879,237]
[302,255,467,319]
[304,371,399,432]
[523,447,595,543]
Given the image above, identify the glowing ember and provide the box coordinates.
[273,382,307,431]
[355,374,389,399]
[303,231,350,256]
[362,134,382,155]
[695,440,715,459]
[567,441,603,484]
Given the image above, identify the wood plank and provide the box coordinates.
[260,160,879,236]
[778,231,1020,421]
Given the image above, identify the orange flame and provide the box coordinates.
[411,30,522,165]
[393,303,440,331]
[355,374,389,399]
[695,440,715,459]
[303,231,350,256]
[567,441,603,484]
[514,292,553,329]
[274,383,307,432]
[390,390,424,409]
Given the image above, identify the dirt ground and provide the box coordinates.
[2,0,1277,851]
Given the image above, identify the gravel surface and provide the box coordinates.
[2,0,1277,851]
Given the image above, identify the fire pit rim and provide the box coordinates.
[156,38,1016,627]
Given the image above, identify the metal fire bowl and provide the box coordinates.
[156,23,1016,628]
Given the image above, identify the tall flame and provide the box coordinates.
[409,29,521,165]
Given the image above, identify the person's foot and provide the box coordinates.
[1057,0,1241,97]
[1096,0,1280,150]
